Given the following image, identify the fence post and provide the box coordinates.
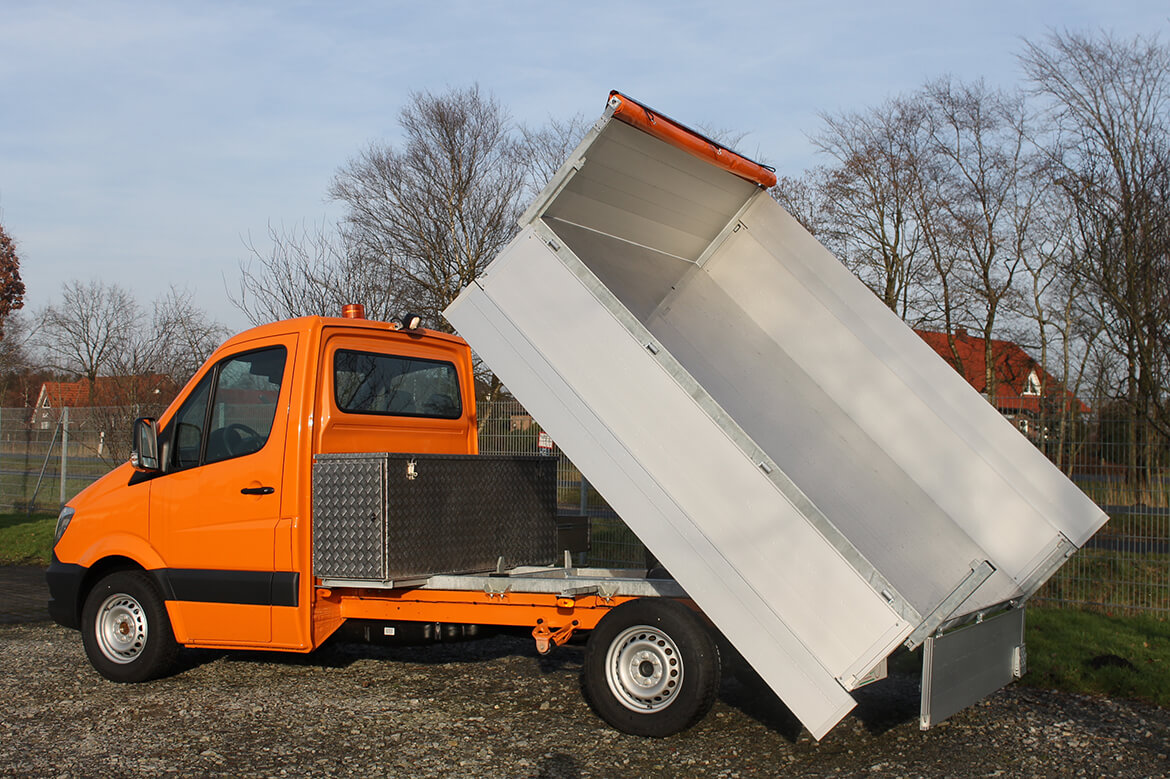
[59,407,69,509]
[579,474,589,515]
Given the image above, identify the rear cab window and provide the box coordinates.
[316,330,476,456]
[334,350,462,420]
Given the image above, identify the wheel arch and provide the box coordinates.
[75,555,147,628]
[68,533,166,620]
[80,567,179,682]
[74,532,166,573]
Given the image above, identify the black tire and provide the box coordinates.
[81,570,178,683]
[582,599,720,737]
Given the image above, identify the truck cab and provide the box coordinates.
[47,308,477,659]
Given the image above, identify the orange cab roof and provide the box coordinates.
[219,314,469,352]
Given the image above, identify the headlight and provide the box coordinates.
[53,507,75,546]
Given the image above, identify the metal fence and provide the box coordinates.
[6,399,1167,615]
[1023,403,1170,617]
[0,404,168,514]
[476,400,643,568]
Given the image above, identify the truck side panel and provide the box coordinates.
[446,230,911,740]
[709,197,1101,600]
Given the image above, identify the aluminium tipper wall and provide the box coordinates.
[445,111,1108,739]
[630,194,1104,616]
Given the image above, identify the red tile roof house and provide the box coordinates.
[34,375,178,430]
[914,328,1089,442]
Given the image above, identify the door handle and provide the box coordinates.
[240,486,275,495]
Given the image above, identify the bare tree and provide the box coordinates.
[326,86,534,403]
[1021,31,1170,448]
[0,311,30,373]
[89,288,226,465]
[922,79,1037,400]
[1010,175,1104,468]
[39,280,139,386]
[232,220,401,325]
[38,281,227,464]
[0,313,48,407]
[810,97,932,321]
[37,281,225,391]
[520,112,593,200]
[231,89,594,402]
[329,85,528,333]
[35,281,144,466]
[144,287,231,384]
[905,137,970,369]
[769,173,834,240]
[0,223,25,341]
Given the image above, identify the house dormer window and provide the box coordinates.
[1024,370,1041,396]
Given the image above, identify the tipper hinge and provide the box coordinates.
[532,620,578,654]
[905,560,996,649]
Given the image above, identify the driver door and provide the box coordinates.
[149,335,297,645]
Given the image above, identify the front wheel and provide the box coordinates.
[582,599,720,737]
[81,570,178,683]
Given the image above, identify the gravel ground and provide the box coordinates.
[0,565,51,624]
[3,619,1169,778]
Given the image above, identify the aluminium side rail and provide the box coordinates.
[319,567,689,601]
[445,91,1108,739]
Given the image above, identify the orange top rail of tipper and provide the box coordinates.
[607,90,778,188]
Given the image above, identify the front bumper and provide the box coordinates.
[45,553,86,630]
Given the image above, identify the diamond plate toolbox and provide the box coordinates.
[312,457,387,579]
[313,453,559,580]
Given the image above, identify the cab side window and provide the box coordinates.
[171,372,212,470]
[167,346,287,471]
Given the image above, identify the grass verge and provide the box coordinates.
[1024,606,1170,708]
[1036,548,1169,613]
[0,512,56,566]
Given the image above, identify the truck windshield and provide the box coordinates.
[334,349,461,420]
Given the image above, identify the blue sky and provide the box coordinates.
[2,1,1167,331]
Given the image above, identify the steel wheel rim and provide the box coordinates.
[605,624,683,712]
[95,592,148,664]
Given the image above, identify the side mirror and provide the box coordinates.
[131,417,161,472]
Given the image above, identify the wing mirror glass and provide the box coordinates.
[131,417,161,472]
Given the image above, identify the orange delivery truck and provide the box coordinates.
[46,91,1108,742]
[46,306,707,737]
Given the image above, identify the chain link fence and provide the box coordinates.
[0,403,167,514]
[6,399,1166,615]
[1022,401,1170,616]
[476,400,643,568]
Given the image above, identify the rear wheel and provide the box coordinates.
[582,599,720,737]
[81,570,178,683]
